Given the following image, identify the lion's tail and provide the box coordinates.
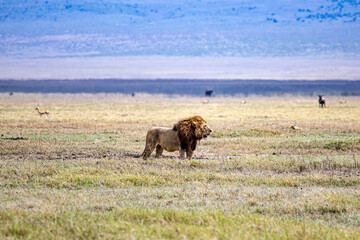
[137,151,145,158]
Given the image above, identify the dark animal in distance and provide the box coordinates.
[205,89,214,97]
[9,92,13,96]
[318,95,326,108]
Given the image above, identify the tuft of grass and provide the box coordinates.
[324,138,360,151]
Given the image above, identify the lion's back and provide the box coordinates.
[147,127,179,152]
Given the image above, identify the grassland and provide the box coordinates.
[1,93,360,239]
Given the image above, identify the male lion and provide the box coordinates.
[140,116,212,160]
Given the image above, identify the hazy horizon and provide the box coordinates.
[1,0,359,79]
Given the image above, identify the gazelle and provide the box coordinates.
[35,107,50,116]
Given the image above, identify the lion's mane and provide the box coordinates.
[173,115,207,151]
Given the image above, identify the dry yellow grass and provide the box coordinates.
[1,93,360,239]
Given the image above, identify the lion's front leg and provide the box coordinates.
[179,147,186,160]
[186,150,194,160]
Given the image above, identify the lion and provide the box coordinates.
[140,116,212,160]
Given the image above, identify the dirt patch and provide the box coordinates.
[1,136,27,140]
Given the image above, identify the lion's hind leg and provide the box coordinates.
[142,144,156,160]
[155,145,164,158]
[142,137,157,160]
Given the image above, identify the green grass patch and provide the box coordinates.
[1,208,360,240]
[324,138,360,150]
[273,136,360,151]
[3,166,359,189]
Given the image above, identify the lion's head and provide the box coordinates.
[173,115,212,150]
[196,122,212,139]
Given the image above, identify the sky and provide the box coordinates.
[0,0,359,79]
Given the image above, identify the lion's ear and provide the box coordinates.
[173,124,178,131]
[191,121,200,128]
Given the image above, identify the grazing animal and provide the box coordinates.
[202,100,209,104]
[205,89,214,97]
[35,107,49,116]
[339,100,347,104]
[290,125,303,131]
[318,95,326,108]
[9,92,13,96]
[240,100,246,104]
[141,116,212,160]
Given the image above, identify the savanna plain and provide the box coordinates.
[1,93,360,239]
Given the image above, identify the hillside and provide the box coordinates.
[1,0,359,58]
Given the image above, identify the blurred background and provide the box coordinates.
[0,0,360,93]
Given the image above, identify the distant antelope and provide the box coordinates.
[290,125,303,131]
[318,95,326,108]
[339,100,347,104]
[202,100,209,104]
[35,107,49,116]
